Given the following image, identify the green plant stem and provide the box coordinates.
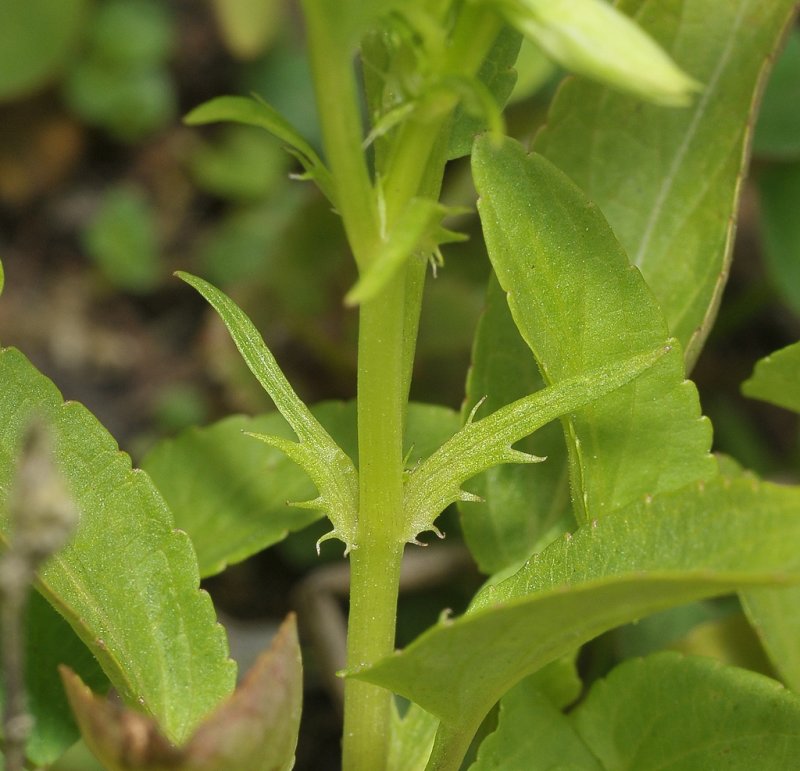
[425,719,478,771]
[343,278,407,770]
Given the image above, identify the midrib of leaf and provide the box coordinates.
[630,0,745,269]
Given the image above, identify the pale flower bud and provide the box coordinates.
[494,0,702,106]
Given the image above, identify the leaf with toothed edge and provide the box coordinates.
[402,342,671,544]
[356,474,800,769]
[177,272,359,553]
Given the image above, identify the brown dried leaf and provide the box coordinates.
[61,614,302,771]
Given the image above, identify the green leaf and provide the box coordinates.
[388,702,438,771]
[345,198,465,306]
[742,585,800,692]
[755,162,800,316]
[404,339,670,544]
[470,676,600,771]
[460,274,571,575]
[211,0,284,59]
[491,0,700,106]
[0,0,88,102]
[447,27,521,160]
[571,653,800,769]
[177,272,359,553]
[184,95,335,203]
[473,137,714,525]
[0,348,236,743]
[355,475,800,763]
[0,592,109,767]
[144,401,460,577]
[754,29,800,159]
[62,614,302,771]
[533,0,797,366]
[742,341,800,414]
[82,185,162,293]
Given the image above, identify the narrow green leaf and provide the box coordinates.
[755,162,800,316]
[143,401,459,577]
[345,198,466,307]
[491,0,700,106]
[0,348,236,743]
[754,28,800,159]
[473,137,714,524]
[355,475,800,749]
[388,702,438,771]
[184,95,335,203]
[533,0,797,365]
[460,274,571,575]
[742,341,800,414]
[177,272,359,552]
[572,652,800,769]
[403,342,670,544]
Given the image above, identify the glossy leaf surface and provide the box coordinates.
[0,347,236,743]
[356,475,800,737]
[533,0,797,365]
[473,137,714,524]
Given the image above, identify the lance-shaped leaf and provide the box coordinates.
[741,340,800,414]
[533,0,798,365]
[473,137,715,525]
[178,273,359,552]
[345,198,466,306]
[355,474,800,768]
[185,95,335,204]
[0,348,236,743]
[488,0,700,106]
[460,274,571,575]
[62,614,302,771]
[403,342,670,544]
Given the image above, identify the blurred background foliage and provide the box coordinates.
[0,3,798,769]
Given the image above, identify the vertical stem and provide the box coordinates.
[343,276,407,770]
[1,579,29,771]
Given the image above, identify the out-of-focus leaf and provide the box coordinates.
[189,126,289,201]
[62,614,302,771]
[87,0,174,68]
[742,340,800,414]
[0,0,88,102]
[571,653,800,769]
[460,275,571,576]
[534,0,797,366]
[473,137,714,525]
[447,27,521,160]
[756,162,800,316]
[356,475,800,767]
[63,62,176,141]
[82,185,161,293]
[754,28,800,159]
[185,95,335,203]
[212,0,284,60]
[0,348,236,743]
[0,592,109,767]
